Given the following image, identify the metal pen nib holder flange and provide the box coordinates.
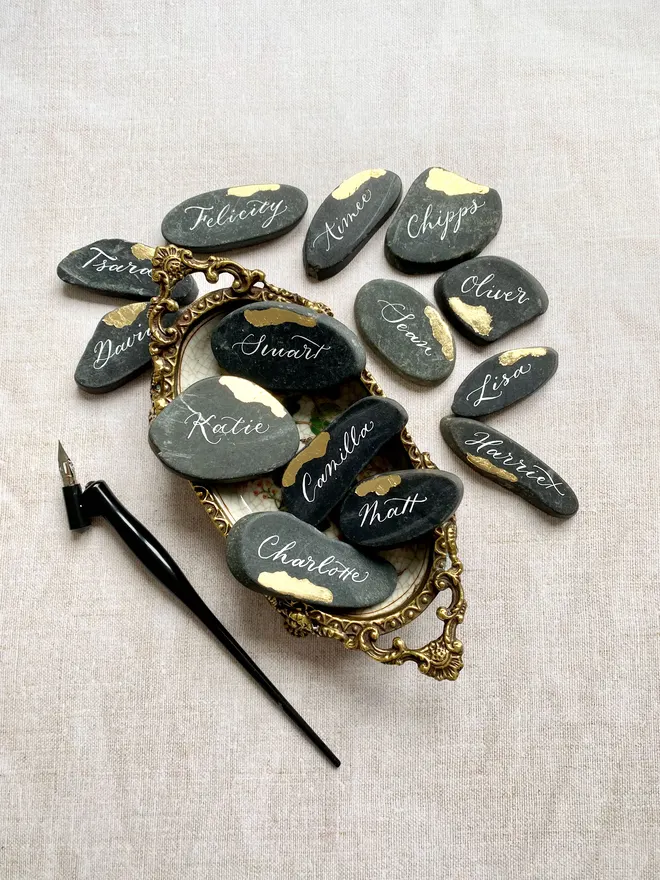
[147,245,466,681]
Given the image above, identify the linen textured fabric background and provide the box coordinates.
[1,2,659,878]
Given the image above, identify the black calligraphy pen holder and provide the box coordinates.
[148,246,466,681]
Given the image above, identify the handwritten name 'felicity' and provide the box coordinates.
[182,402,269,445]
[407,199,485,241]
[465,362,532,407]
[257,536,369,583]
[377,300,434,356]
[311,189,372,252]
[81,247,151,277]
[358,492,428,528]
[184,198,287,232]
[302,421,376,504]
[231,333,330,361]
[461,273,529,304]
[464,431,565,495]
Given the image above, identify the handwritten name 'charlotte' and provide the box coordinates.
[257,536,369,583]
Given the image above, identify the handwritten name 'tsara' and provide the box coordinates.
[311,189,373,252]
[464,431,565,495]
[407,199,485,241]
[82,247,151,278]
[184,199,287,232]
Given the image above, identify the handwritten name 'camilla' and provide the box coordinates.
[184,199,287,232]
[407,199,485,241]
[182,402,269,445]
[461,272,529,304]
[464,431,565,495]
[257,536,369,583]
[93,327,149,370]
[311,190,372,251]
[302,421,376,503]
[377,300,434,355]
[81,247,151,277]
[465,363,532,407]
[231,334,330,361]
[358,492,428,528]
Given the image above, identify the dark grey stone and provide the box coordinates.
[74,302,177,394]
[57,239,196,303]
[338,469,463,549]
[280,396,408,526]
[354,279,455,385]
[440,416,578,518]
[225,511,397,610]
[385,167,502,273]
[435,256,548,345]
[148,376,300,482]
[452,347,558,417]
[303,169,402,280]
[211,302,366,392]
[161,184,308,251]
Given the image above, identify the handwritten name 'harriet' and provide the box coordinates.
[464,431,564,495]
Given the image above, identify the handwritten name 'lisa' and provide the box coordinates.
[465,362,532,407]
[407,199,485,240]
[184,198,287,232]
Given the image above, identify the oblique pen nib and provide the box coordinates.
[58,441,77,487]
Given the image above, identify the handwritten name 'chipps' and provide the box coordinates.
[407,199,485,241]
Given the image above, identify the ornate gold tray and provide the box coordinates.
[147,245,466,681]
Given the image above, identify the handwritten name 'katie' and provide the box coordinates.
[407,199,485,241]
[461,272,529,304]
[358,492,428,528]
[184,199,287,232]
[231,333,330,361]
[257,536,369,583]
[377,300,434,356]
[311,189,373,252]
[464,431,565,495]
[465,362,532,407]
[82,247,151,277]
[302,421,376,504]
[182,402,269,445]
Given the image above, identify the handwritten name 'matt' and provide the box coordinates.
[358,493,428,528]
[184,198,287,232]
[302,421,376,503]
[407,199,486,241]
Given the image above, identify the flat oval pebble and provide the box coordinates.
[148,376,300,482]
[225,511,397,610]
[338,469,463,549]
[211,302,366,392]
[435,256,548,345]
[440,416,578,518]
[280,396,408,526]
[303,169,402,280]
[354,279,455,385]
[161,184,308,251]
[75,302,177,394]
[385,167,502,273]
[57,239,196,303]
[452,347,558,417]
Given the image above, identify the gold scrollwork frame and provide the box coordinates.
[147,245,466,681]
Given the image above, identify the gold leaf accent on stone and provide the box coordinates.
[244,306,316,328]
[423,306,455,360]
[102,301,148,328]
[218,376,286,418]
[258,571,333,604]
[466,454,518,483]
[226,184,281,197]
[425,168,489,196]
[130,243,156,261]
[498,348,548,367]
[355,473,402,497]
[447,297,493,336]
[281,432,330,487]
[331,169,387,200]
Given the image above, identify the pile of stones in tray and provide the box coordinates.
[58,167,578,610]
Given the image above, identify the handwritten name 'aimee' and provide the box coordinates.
[311,189,373,252]
[257,536,369,583]
[358,492,428,528]
[464,431,565,495]
[302,421,376,504]
[231,333,330,361]
[184,198,287,232]
[407,198,485,240]
[182,402,269,445]
[461,272,529,304]
[465,362,532,407]
[82,247,151,278]
[377,300,435,356]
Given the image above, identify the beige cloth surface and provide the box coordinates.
[1,2,659,878]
